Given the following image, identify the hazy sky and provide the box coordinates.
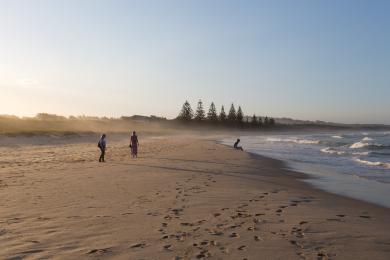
[1,0,389,124]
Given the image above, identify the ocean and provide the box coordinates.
[222,131,390,208]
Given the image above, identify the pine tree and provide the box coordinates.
[178,100,193,121]
[207,102,218,122]
[194,99,206,121]
[219,106,227,122]
[227,103,236,122]
[251,114,258,126]
[258,116,263,127]
[236,106,244,124]
[264,116,269,126]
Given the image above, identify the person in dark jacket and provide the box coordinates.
[233,138,243,151]
[98,134,107,162]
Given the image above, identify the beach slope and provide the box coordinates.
[0,136,389,259]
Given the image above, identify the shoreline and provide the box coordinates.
[218,133,390,209]
[218,137,390,214]
[1,136,389,259]
[246,149,390,212]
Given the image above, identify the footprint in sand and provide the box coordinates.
[130,243,146,249]
[87,247,112,255]
[326,218,343,222]
[211,231,224,236]
[219,246,229,254]
[171,208,184,216]
[238,203,248,209]
[291,227,305,238]
[229,232,240,238]
[181,222,194,227]
[163,244,173,251]
[359,215,372,219]
[196,249,211,258]
[237,245,247,251]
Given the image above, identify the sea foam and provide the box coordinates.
[266,137,320,145]
[350,141,370,149]
[353,158,390,169]
[321,147,345,155]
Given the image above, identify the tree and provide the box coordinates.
[219,105,227,122]
[194,99,206,121]
[258,117,263,127]
[236,106,244,124]
[251,114,258,126]
[264,116,269,126]
[227,103,236,122]
[207,102,218,122]
[178,100,193,121]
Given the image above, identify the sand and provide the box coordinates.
[0,135,390,259]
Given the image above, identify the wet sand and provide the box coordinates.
[0,136,390,259]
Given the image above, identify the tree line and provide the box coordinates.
[177,100,275,127]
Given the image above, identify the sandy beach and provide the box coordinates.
[1,135,390,260]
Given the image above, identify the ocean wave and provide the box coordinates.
[362,137,373,141]
[353,158,390,169]
[332,135,343,139]
[352,151,370,156]
[350,141,370,149]
[266,137,320,145]
[320,147,345,155]
[349,141,389,150]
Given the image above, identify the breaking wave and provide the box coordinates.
[266,137,320,145]
[320,147,345,155]
[350,141,371,149]
[353,158,390,169]
[350,141,389,149]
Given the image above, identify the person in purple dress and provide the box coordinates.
[130,131,139,158]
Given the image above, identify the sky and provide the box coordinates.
[1,0,389,124]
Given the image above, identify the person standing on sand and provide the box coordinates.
[98,134,107,162]
[234,138,243,151]
[130,131,139,158]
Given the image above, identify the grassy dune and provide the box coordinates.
[0,115,176,136]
